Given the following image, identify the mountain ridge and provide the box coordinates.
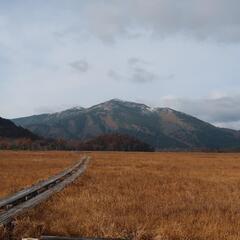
[12,99,240,150]
[0,117,38,140]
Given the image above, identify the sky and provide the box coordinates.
[1,0,240,129]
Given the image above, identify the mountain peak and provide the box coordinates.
[12,99,240,150]
[158,107,175,113]
[108,99,152,110]
[69,106,85,111]
[109,98,125,103]
[89,99,150,111]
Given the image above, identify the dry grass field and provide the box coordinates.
[0,151,81,198]
[1,151,240,240]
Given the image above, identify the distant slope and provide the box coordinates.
[0,117,38,140]
[12,99,240,150]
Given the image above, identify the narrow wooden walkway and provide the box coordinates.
[0,156,90,226]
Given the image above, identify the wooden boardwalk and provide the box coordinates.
[0,156,90,226]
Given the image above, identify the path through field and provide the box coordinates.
[2,152,240,240]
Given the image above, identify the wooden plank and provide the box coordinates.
[0,157,87,209]
[0,157,90,225]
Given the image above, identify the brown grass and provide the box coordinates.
[0,151,81,197]
[2,152,240,240]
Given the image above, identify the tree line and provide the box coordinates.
[0,134,154,152]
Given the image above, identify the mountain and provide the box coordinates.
[0,117,38,140]
[12,99,240,150]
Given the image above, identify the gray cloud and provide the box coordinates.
[129,67,158,83]
[69,60,89,73]
[83,2,128,43]
[128,57,174,83]
[108,69,122,81]
[108,68,158,83]
[128,57,147,66]
[84,0,240,43]
[127,57,157,83]
[108,57,174,84]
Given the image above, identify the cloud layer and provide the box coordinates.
[84,0,240,42]
[0,0,240,130]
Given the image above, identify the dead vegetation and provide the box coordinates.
[1,152,240,240]
[0,151,80,198]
